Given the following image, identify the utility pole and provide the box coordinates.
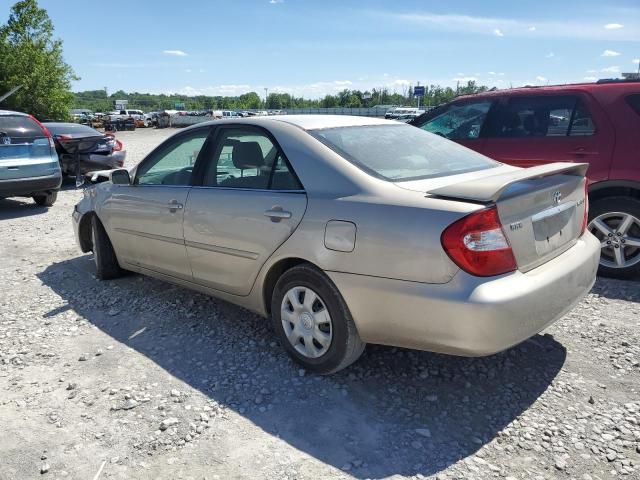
[416,81,420,110]
[264,88,268,109]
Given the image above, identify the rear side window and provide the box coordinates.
[45,123,101,136]
[487,96,595,138]
[626,94,640,116]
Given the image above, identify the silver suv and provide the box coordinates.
[0,110,62,206]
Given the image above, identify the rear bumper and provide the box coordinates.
[0,172,62,198]
[327,232,600,356]
[60,151,126,174]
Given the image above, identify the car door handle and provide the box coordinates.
[570,148,598,156]
[168,200,183,211]
[264,208,292,220]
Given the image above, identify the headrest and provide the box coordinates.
[232,142,264,169]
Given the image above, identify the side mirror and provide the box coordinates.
[110,169,131,185]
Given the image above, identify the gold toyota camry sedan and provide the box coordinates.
[73,115,600,373]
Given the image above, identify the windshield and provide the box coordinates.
[310,124,499,182]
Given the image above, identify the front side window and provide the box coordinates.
[136,130,209,186]
[312,124,498,182]
[419,100,493,140]
[488,96,595,138]
[203,128,301,190]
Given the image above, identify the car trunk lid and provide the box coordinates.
[403,162,589,272]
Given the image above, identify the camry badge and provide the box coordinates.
[552,190,562,204]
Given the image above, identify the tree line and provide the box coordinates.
[72,81,489,113]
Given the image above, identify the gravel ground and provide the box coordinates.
[1,128,639,480]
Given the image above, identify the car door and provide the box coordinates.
[413,98,494,154]
[183,125,307,296]
[102,127,212,280]
[481,93,614,181]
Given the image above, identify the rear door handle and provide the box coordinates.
[264,208,292,221]
[168,199,183,211]
[570,148,598,156]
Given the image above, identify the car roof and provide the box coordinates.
[182,115,397,132]
[250,114,393,130]
[455,80,640,101]
[0,109,28,116]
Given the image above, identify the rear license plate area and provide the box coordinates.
[532,201,577,255]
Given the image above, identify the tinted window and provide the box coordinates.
[626,94,640,116]
[0,115,43,141]
[488,96,595,138]
[419,100,493,139]
[45,123,101,136]
[136,130,209,186]
[312,124,498,182]
[203,128,301,190]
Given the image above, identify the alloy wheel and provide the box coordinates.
[588,211,640,269]
[280,286,333,359]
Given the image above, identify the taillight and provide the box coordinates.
[580,180,589,235]
[441,206,517,277]
[29,114,55,148]
[114,139,123,152]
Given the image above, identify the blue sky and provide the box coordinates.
[2,0,639,98]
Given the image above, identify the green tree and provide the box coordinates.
[0,0,77,120]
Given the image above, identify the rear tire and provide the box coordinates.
[91,215,124,280]
[588,196,640,279]
[33,191,57,207]
[271,264,365,374]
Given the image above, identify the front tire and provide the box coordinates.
[271,264,365,374]
[91,216,124,280]
[588,196,640,279]
[33,191,57,207]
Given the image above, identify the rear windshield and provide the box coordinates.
[626,94,640,116]
[0,115,42,136]
[310,124,498,182]
[44,123,101,136]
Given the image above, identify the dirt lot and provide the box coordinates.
[1,128,639,480]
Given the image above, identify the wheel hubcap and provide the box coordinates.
[280,286,333,359]
[588,211,640,269]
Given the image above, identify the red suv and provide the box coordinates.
[412,80,640,278]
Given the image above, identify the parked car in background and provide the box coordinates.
[44,122,125,175]
[73,115,598,373]
[0,110,61,206]
[385,107,425,120]
[411,79,640,278]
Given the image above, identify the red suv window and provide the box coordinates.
[626,94,640,116]
[485,96,595,138]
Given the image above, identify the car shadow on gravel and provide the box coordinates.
[0,197,49,220]
[39,255,567,479]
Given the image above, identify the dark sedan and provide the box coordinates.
[44,123,126,175]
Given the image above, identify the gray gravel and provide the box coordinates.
[1,127,639,479]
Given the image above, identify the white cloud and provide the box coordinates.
[633,59,640,64]
[488,71,496,75]
[163,49,188,57]
[536,76,548,83]
[604,23,623,29]
[269,0,284,3]
[545,52,555,58]
[453,76,478,83]
[601,66,620,73]
[602,49,621,57]
[185,69,192,73]
[586,69,598,73]
[389,12,639,40]
[493,28,504,37]
[528,26,536,31]
[584,76,598,81]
